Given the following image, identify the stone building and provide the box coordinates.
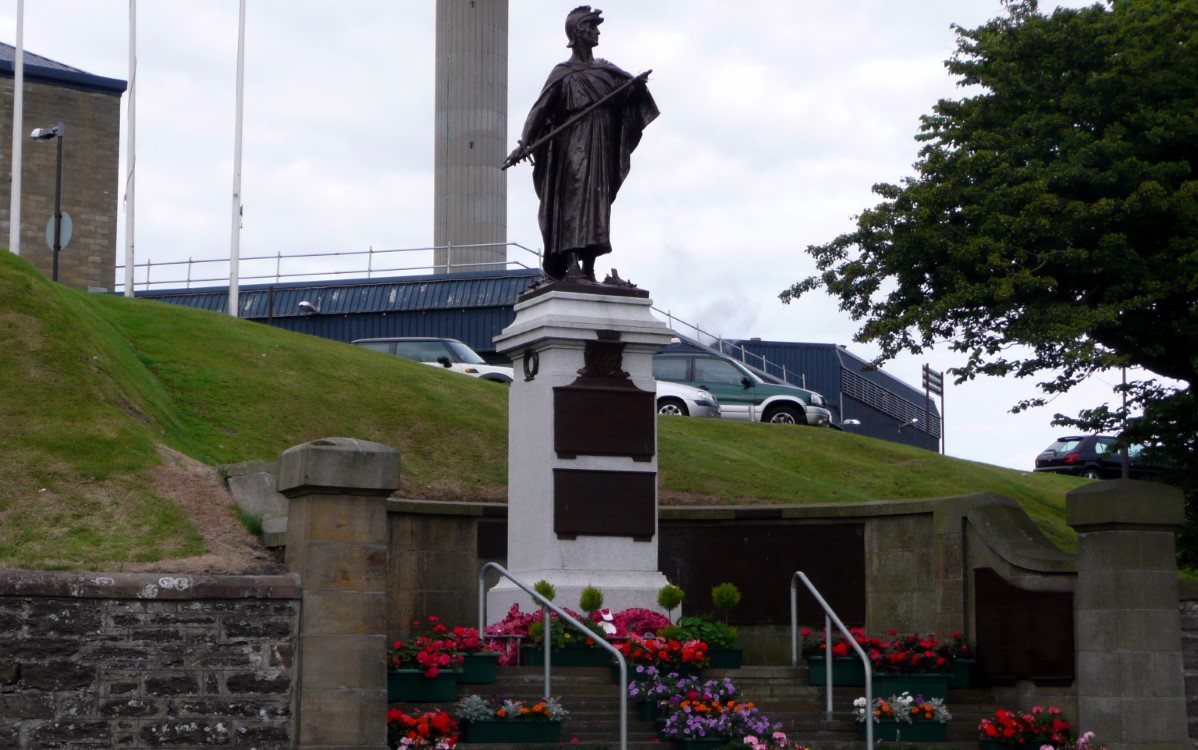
[0,43,126,292]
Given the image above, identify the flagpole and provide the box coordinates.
[7,0,25,256]
[228,0,246,317]
[124,0,137,296]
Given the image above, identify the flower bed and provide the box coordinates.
[853,691,952,742]
[386,708,458,750]
[978,706,1072,747]
[483,604,671,666]
[617,633,710,670]
[624,668,805,750]
[452,695,568,743]
[389,617,465,678]
[799,627,970,688]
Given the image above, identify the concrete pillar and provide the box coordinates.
[1067,479,1187,750]
[433,0,508,272]
[278,438,401,750]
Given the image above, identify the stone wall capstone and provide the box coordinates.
[0,571,299,749]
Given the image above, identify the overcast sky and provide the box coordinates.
[3,0,1126,473]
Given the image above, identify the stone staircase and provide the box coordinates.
[388,664,1000,750]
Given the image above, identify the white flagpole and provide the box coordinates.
[124,0,137,295]
[7,0,25,256]
[228,0,246,317]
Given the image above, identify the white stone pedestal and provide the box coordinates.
[487,285,674,619]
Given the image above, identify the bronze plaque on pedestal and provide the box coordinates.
[554,384,655,460]
[553,469,655,540]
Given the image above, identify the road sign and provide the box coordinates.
[46,212,73,250]
[922,364,944,396]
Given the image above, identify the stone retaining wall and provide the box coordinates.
[0,571,299,749]
[1177,584,1198,744]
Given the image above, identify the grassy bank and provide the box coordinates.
[0,252,1084,568]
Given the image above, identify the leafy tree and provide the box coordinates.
[782,0,1198,559]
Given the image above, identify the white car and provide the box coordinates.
[352,337,514,383]
[656,380,721,418]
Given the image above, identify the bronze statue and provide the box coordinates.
[503,5,658,282]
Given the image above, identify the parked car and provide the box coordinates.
[652,348,831,426]
[351,337,514,383]
[1033,435,1161,480]
[656,380,721,418]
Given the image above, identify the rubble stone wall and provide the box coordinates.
[0,571,299,749]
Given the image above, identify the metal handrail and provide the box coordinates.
[477,563,628,750]
[654,309,813,393]
[790,571,872,748]
[114,241,543,292]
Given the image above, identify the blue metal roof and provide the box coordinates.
[0,42,127,95]
[133,269,542,354]
[731,339,942,444]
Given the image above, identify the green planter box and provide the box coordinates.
[638,699,660,722]
[705,647,743,669]
[386,669,460,703]
[950,658,976,688]
[805,655,866,686]
[520,644,612,667]
[857,721,947,743]
[671,736,730,750]
[459,652,501,685]
[460,720,562,743]
[872,672,950,700]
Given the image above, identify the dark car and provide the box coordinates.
[1033,435,1160,480]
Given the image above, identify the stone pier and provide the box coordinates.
[278,437,400,750]
[1068,479,1187,750]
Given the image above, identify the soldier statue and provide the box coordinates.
[503,6,658,282]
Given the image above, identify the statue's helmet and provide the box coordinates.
[565,5,603,47]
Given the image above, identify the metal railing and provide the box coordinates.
[790,571,872,747]
[655,309,809,390]
[113,241,542,293]
[477,563,629,750]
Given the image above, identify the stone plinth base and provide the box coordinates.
[490,284,674,623]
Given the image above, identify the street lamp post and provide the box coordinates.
[31,122,65,281]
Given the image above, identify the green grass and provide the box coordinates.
[0,251,1087,568]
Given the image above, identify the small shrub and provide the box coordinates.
[657,583,684,622]
[579,585,604,613]
[533,579,556,602]
[711,582,742,621]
